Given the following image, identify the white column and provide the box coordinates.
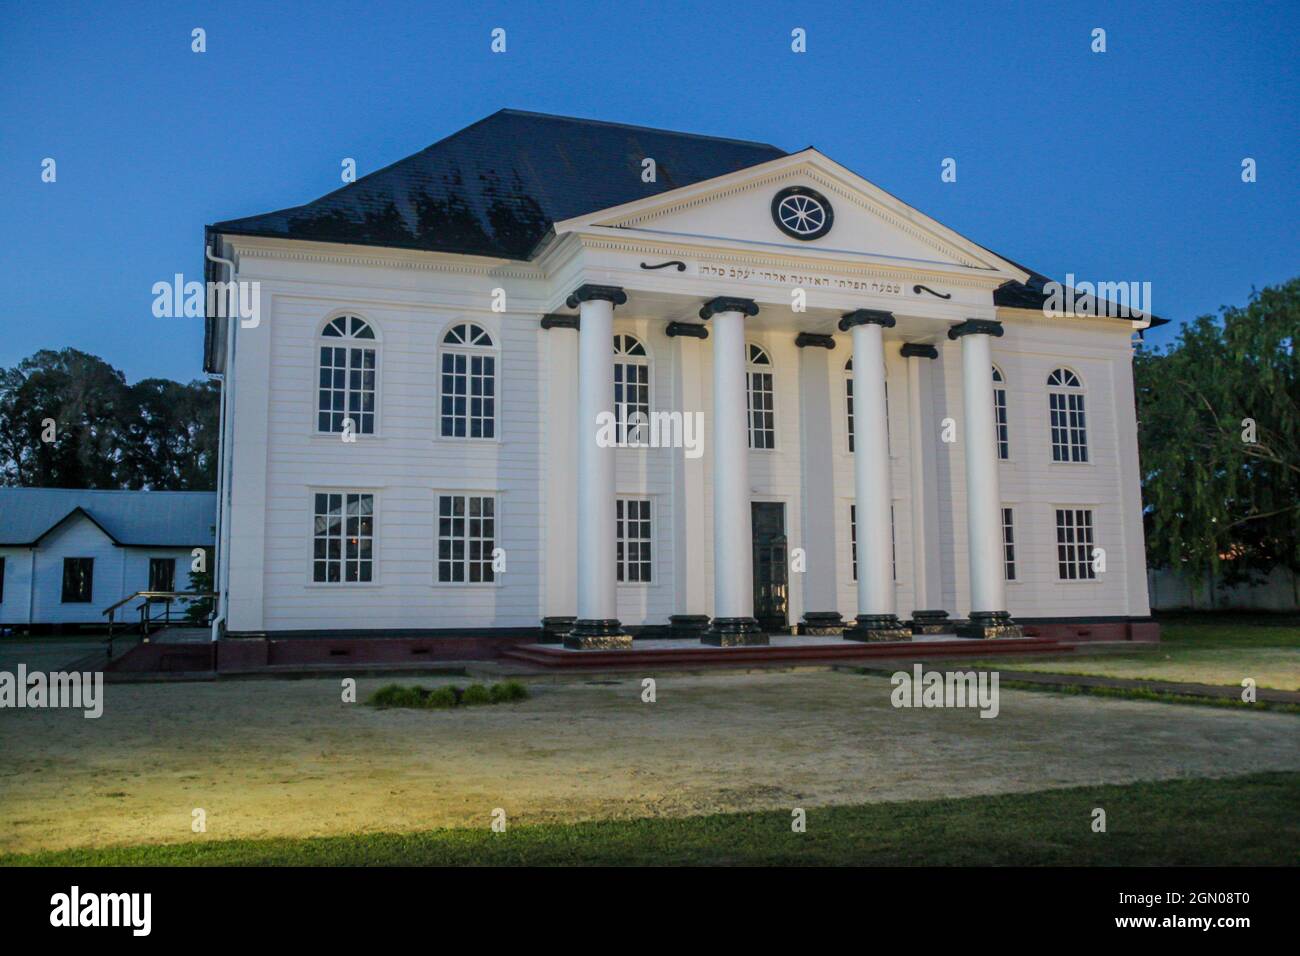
[567,285,631,649]
[901,343,946,632]
[668,325,709,638]
[540,315,579,641]
[950,319,1019,638]
[700,297,765,646]
[840,310,908,641]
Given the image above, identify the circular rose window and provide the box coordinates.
[771,186,834,240]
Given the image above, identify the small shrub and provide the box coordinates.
[461,683,492,706]
[424,686,457,709]
[490,680,529,703]
[368,684,426,708]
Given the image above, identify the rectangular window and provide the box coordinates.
[149,557,176,592]
[440,351,496,438]
[616,498,653,583]
[1002,507,1016,581]
[0,556,5,603]
[614,362,650,445]
[994,385,1009,460]
[1055,508,1096,580]
[318,345,376,434]
[747,369,775,449]
[61,557,94,603]
[437,494,495,583]
[1050,392,1088,462]
[313,492,375,583]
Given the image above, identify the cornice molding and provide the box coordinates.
[227,238,543,280]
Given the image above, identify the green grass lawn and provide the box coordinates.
[975,615,1300,691]
[5,772,1296,867]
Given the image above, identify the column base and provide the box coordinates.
[702,618,768,646]
[540,616,575,644]
[843,614,912,643]
[909,610,952,636]
[668,614,711,639]
[954,611,1023,640]
[799,611,846,636]
[564,619,633,650]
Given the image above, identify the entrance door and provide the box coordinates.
[752,502,788,632]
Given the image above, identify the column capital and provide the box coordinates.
[665,321,708,339]
[540,313,579,331]
[698,296,759,320]
[838,309,895,331]
[565,284,627,309]
[947,318,1003,340]
[900,342,938,359]
[794,332,836,349]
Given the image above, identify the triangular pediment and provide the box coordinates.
[554,150,1027,280]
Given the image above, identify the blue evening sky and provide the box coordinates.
[2,0,1296,383]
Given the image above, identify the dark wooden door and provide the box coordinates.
[752,502,788,632]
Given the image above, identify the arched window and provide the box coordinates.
[613,334,650,445]
[440,322,496,439]
[1047,367,1088,462]
[747,344,775,449]
[844,357,889,454]
[318,315,377,434]
[992,365,1009,460]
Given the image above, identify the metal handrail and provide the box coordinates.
[103,590,216,661]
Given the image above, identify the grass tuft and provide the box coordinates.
[366,681,529,710]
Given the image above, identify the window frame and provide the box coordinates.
[315,313,380,438]
[309,490,378,586]
[746,342,777,451]
[438,321,499,442]
[1001,506,1017,582]
[0,555,6,603]
[148,557,176,593]
[61,557,94,604]
[1047,367,1089,464]
[613,333,653,447]
[992,364,1010,461]
[1054,507,1098,582]
[434,491,500,587]
[849,502,898,583]
[615,496,654,585]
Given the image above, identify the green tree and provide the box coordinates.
[1135,277,1299,583]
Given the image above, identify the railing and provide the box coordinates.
[102,591,216,661]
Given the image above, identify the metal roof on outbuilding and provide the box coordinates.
[0,489,216,547]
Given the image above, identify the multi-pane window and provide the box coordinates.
[149,557,175,592]
[61,557,93,603]
[312,492,374,583]
[616,498,652,583]
[613,334,650,445]
[844,358,888,454]
[437,494,496,583]
[318,315,377,434]
[1055,508,1096,580]
[1048,368,1088,462]
[1001,507,1016,581]
[993,365,1009,460]
[849,504,896,582]
[440,322,496,439]
[747,344,775,449]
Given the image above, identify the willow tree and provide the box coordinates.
[1135,277,1299,588]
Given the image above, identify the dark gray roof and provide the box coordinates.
[206,108,1165,345]
[210,108,788,261]
[0,489,216,547]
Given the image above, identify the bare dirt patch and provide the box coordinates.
[1,668,1297,854]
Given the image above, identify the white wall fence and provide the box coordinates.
[1148,565,1300,611]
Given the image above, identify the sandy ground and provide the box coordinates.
[973,648,1300,691]
[1,667,1298,855]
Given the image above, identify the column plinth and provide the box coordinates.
[948,319,1021,639]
